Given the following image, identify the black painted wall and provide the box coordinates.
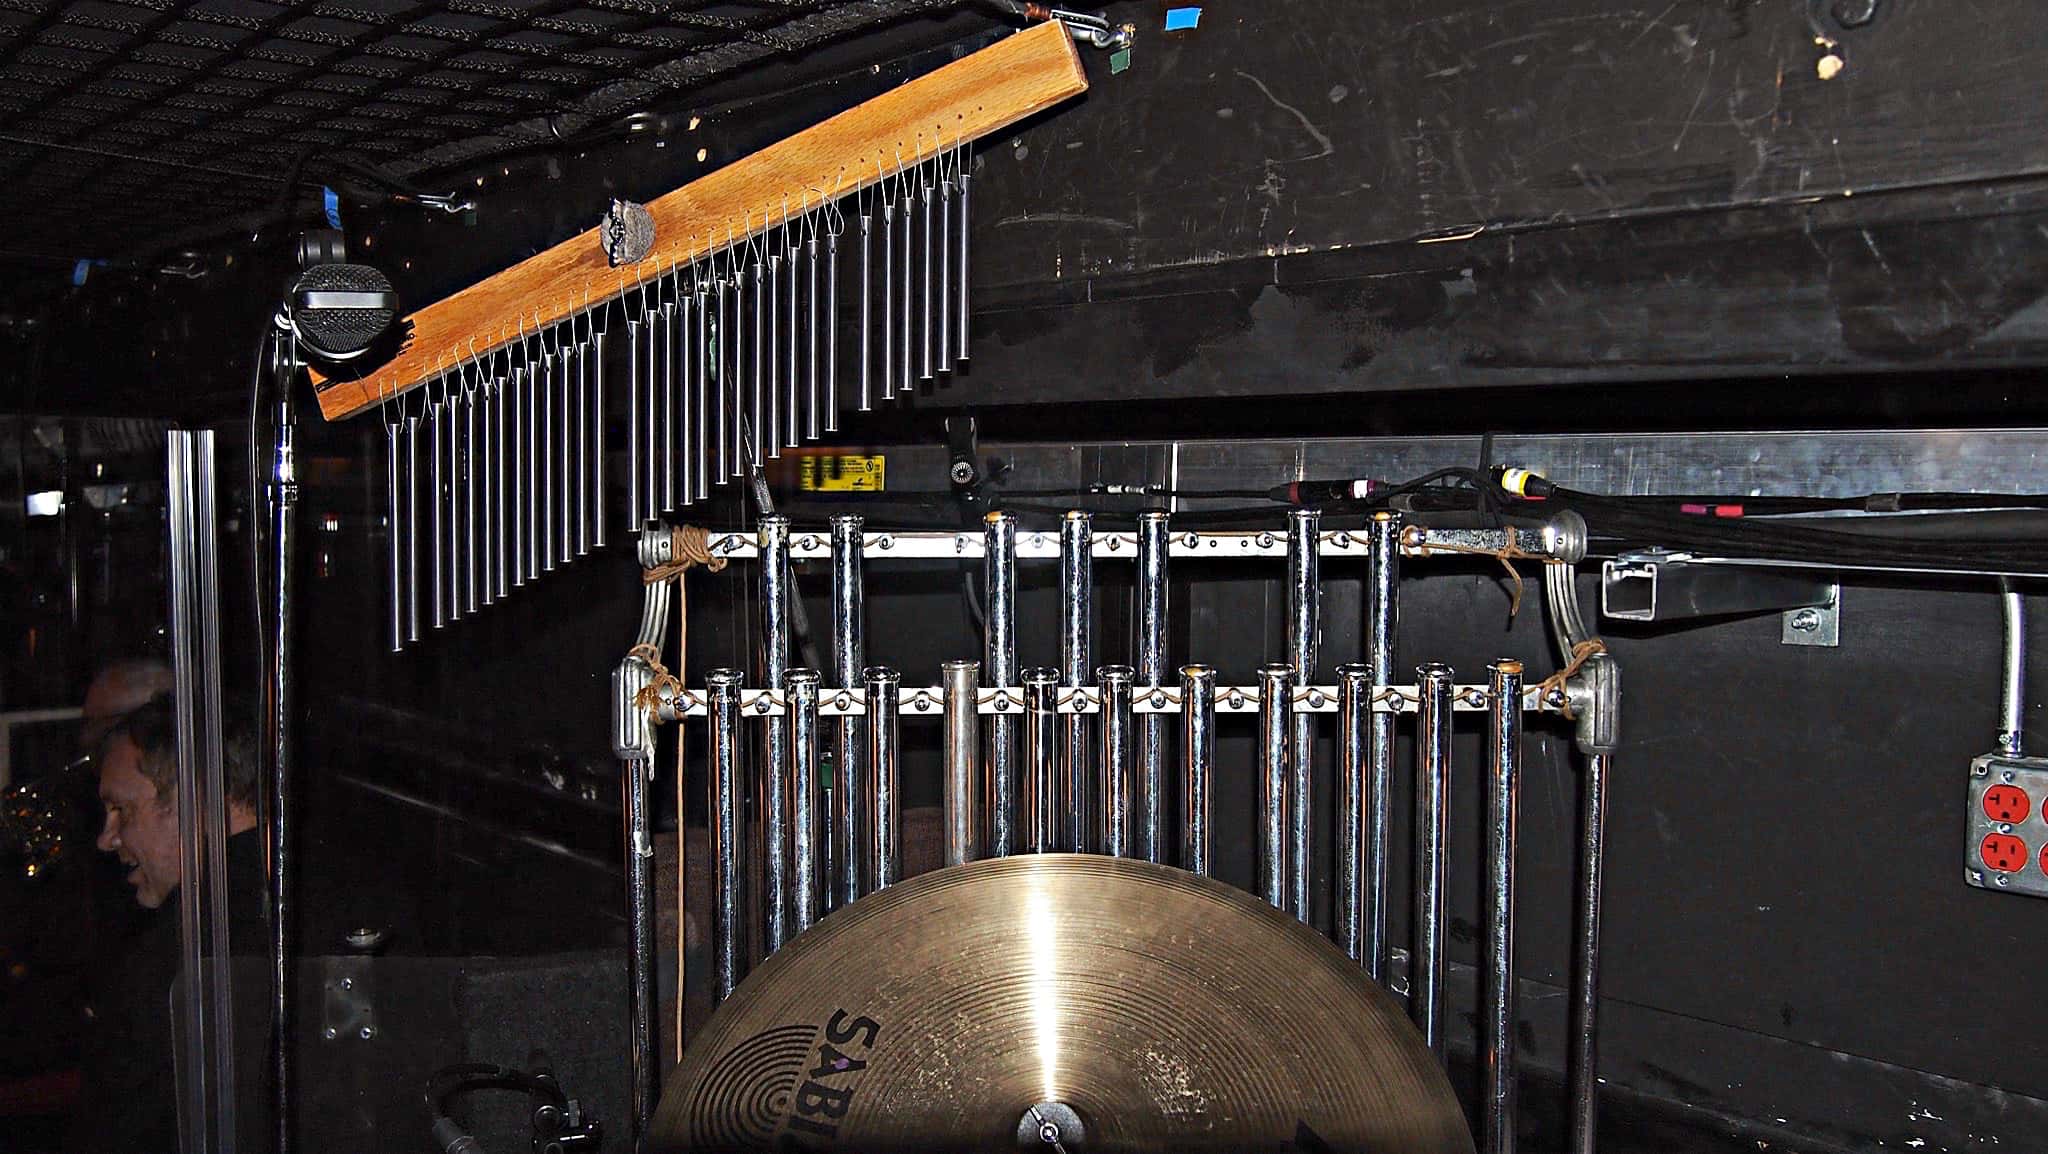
[15,3,2048,1149]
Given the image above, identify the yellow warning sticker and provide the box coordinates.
[800,454,886,492]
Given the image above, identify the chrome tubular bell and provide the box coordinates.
[615,508,1617,1152]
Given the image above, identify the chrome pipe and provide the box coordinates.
[428,399,445,629]
[942,661,983,866]
[831,515,866,906]
[1365,511,1401,984]
[1134,510,1170,863]
[2002,579,2026,756]
[1059,510,1093,852]
[758,515,792,954]
[622,755,656,1139]
[1257,663,1295,910]
[1286,507,1320,924]
[1484,660,1525,1154]
[385,421,403,652]
[1335,662,1372,965]
[1098,665,1135,858]
[1179,665,1216,875]
[165,429,235,1154]
[865,666,903,889]
[705,669,747,1002]
[787,669,822,935]
[1022,668,1061,854]
[1569,751,1611,1154]
[1413,662,1455,1059]
[985,511,1019,857]
[405,412,421,636]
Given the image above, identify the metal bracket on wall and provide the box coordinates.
[1781,585,1842,648]
[319,958,376,1043]
[1602,549,1840,638]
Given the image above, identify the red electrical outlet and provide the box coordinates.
[1982,833,2030,873]
[1985,784,2032,824]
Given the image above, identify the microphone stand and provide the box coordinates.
[256,315,299,1154]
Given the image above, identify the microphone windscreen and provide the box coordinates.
[290,262,396,361]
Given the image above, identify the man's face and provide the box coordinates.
[95,736,182,909]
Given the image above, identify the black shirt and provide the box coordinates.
[70,828,268,1154]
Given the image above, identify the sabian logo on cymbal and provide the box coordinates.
[686,1009,883,1150]
[781,1009,882,1146]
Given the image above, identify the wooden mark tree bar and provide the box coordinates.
[313,20,1087,422]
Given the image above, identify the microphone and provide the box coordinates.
[287,261,398,363]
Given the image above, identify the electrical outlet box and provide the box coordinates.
[1967,754,2048,896]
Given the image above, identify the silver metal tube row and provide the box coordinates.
[1286,507,1320,925]
[701,525,1558,561]
[1179,664,1216,875]
[865,665,903,890]
[1412,662,1455,1060]
[1022,667,1062,854]
[942,660,982,866]
[1366,512,1401,985]
[758,515,792,954]
[652,681,1562,720]
[1483,660,1525,1154]
[1135,510,1170,863]
[787,669,823,935]
[705,669,747,1003]
[831,515,866,906]
[985,511,1019,857]
[1098,665,1135,859]
[1060,510,1094,853]
[1335,663,1372,965]
[1256,664,1295,910]
[2002,579,2026,756]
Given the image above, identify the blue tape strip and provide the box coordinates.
[323,186,343,230]
[1165,6,1200,30]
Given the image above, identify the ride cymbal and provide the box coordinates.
[651,854,1474,1153]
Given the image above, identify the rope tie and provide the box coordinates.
[629,642,681,712]
[632,525,725,711]
[1537,639,1608,719]
[644,523,727,585]
[1400,525,1551,618]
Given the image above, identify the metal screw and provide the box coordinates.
[1996,874,2010,887]
[1831,0,1878,27]
[1999,822,2015,834]
[1788,609,1822,633]
[2004,770,2018,783]
[323,1027,338,1040]
[338,977,352,990]
[360,1025,377,1039]
[1969,868,1986,885]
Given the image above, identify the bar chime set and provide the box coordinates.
[300,22,1092,650]
[613,506,1623,1154]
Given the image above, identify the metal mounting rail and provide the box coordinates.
[700,525,1561,562]
[652,681,1565,720]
